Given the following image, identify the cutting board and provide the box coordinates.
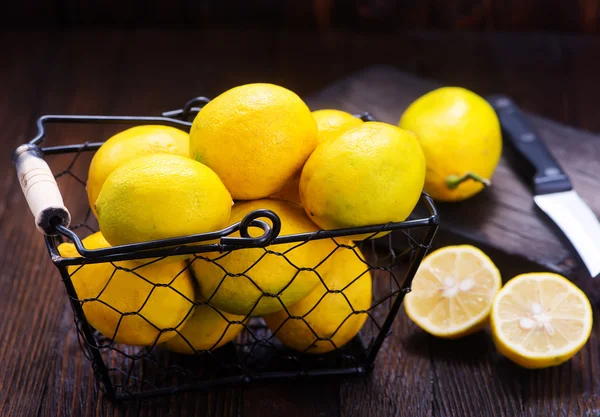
[306,65,600,290]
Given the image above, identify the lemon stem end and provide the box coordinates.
[445,172,491,190]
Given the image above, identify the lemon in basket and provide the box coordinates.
[192,199,337,317]
[165,298,247,354]
[299,122,425,237]
[96,154,232,246]
[490,273,592,369]
[404,245,502,338]
[271,109,363,205]
[399,87,502,202]
[269,175,303,206]
[87,125,189,217]
[312,109,363,145]
[264,243,372,353]
[189,83,317,200]
[58,232,195,346]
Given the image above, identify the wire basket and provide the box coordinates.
[13,97,439,402]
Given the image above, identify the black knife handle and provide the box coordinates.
[488,95,572,195]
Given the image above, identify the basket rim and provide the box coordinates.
[49,193,438,266]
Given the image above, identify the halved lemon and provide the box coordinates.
[404,245,502,338]
[490,273,592,369]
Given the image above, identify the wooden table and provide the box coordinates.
[1,29,600,417]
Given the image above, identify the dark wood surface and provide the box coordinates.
[1,29,600,417]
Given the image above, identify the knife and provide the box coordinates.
[488,95,600,277]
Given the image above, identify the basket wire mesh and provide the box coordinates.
[21,97,438,401]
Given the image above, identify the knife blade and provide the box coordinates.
[488,95,600,277]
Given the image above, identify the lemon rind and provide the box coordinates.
[405,244,502,338]
[491,273,593,360]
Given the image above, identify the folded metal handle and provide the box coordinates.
[13,144,71,235]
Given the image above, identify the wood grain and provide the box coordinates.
[1,29,600,417]
[340,314,433,417]
[0,31,66,417]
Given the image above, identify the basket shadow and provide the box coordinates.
[402,328,496,363]
[510,356,587,400]
[403,327,588,403]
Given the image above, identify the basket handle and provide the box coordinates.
[13,144,71,235]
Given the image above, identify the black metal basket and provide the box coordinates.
[14,97,439,402]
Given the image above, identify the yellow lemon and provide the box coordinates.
[264,243,372,353]
[192,199,337,316]
[399,87,502,202]
[87,125,189,216]
[58,232,195,346]
[96,154,232,246]
[270,175,303,206]
[300,122,425,233]
[271,109,363,205]
[491,273,592,369]
[190,83,317,200]
[404,245,502,338]
[165,298,247,354]
[312,109,363,144]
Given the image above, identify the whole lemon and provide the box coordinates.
[189,83,317,200]
[264,243,372,353]
[269,175,302,206]
[87,125,189,216]
[96,154,232,246]
[312,109,363,144]
[399,87,502,202]
[58,232,195,346]
[165,298,247,354]
[300,122,425,231]
[192,199,337,316]
[271,109,363,205]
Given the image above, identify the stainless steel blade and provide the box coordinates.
[534,190,600,277]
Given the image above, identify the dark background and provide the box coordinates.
[2,0,600,32]
[2,0,600,132]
